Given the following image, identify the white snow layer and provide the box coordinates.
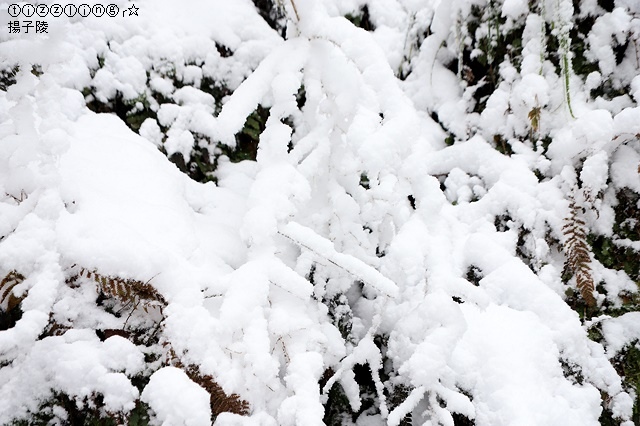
[141,367,212,426]
[1,0,639,425]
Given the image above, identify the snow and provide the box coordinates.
[580,151,610,196]
[0,331,144,423]
[611,145,640,192]
[599,313,640,355]
[587,8,632,77]
[280,222,398,298]
[141,367,212,426]
[502,0,529,20]
[1,0,639,424]
[453,304,603,426]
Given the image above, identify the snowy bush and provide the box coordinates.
[1,0,640,424]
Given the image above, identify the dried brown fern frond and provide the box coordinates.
[41,317,71,337]
[1,270,25,312]
[185,365,250,418]
[74,267,167,312]
[164,345,250,418]
[563,193,596,307]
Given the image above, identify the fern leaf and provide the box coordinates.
[78,267,167,310]
[1,270,26,311]
[185,365,250,417]
[563,193,596,306]
[164,346,250,418]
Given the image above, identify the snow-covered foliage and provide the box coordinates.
[1,0,639,424]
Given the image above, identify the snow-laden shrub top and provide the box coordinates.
[1,0,639,425]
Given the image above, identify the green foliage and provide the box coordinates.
[452,412,475,426]
[585,320,640,424]
[322,378,354,426]
[591,235,640,283]
[218,105,270,163]
[352,362,382,420]
[1,64,43,91]
[242,111,264,142]
[10,392,118,426]
[611,189,640,247]
[466,265,483,287]
[251,0,287,36]
[128,402,151,426]
[579,187,640,419]
[84,90,153,134]
[325,293,354,342]
[458,3,525,114]
[6,1,638,423]
[166,142,218,184]
[387,384,412,426]
[9,397,152,426]
[618,345,640,424]
[345,5,375,32]
[594,343,640,425]
[2,262,249,424]
[589,189,640,302]
[323,334,421,425]
[79,48,274,184]
[81,53,240,184]
[359,173,370,190]
[569,16,599,78]
[0,64,19,91]
[123,94,152,133]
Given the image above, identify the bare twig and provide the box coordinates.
[289,0,300,21]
